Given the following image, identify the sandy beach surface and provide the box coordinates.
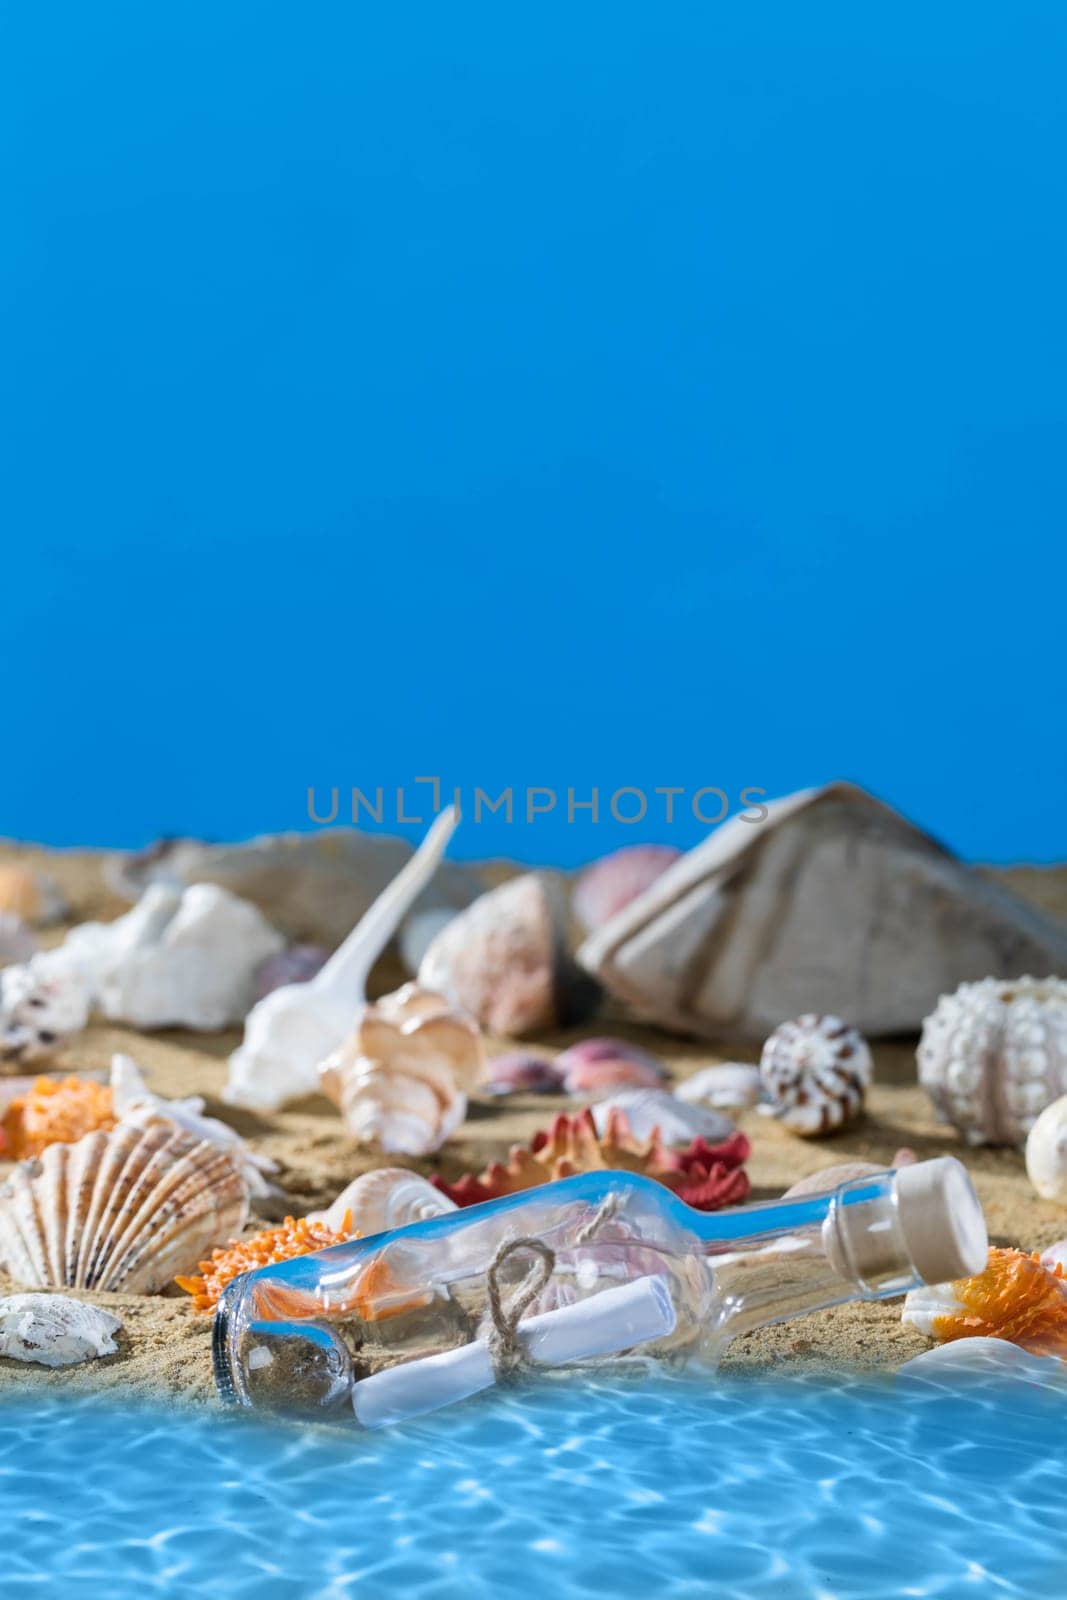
[2,842,1065,1406]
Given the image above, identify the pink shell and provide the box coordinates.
[253,944,330,1001]
[572,846,682,933]
[485,1051,566,1096]
[556,1037,667,1095]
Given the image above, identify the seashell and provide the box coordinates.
[1,1075,117,1160]
[0,864,68,927]
[902,1247,1067,1357]
[106,828,483,948]
[676,1063,762,1113]
[109,1054,278,1198]
[0,965,91,1067]
[0,913,37,970]
[227,809,459,1111]
[253,944,330,1002]
[577,782,1067,1039]
[759,1014,873,1136]
[920,977,1067,1148]
[176,1213,356,1314]
[896,1337,1065,1385]
[590,1089,734,1146]
[1026,1093,1067,1205]
[0,1294,122,1368]
[572,845,682,934]
[29,882,285,1032]
[309,1168,457,1235]
[0,1121,249,1292]
[555,1037,667,1095]
[1041,1239,1067,1273]
[484,1050,565,1096]
[418,872,598,1037]
[432,1107,750,1212]
[783,1162,887,1198]
[319,982,484,1157]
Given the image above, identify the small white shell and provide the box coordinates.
[0,964,91,1064]
[919,977,1067,1147]
[0,1122,248,1292]
[309,1168,457,1235]
[759,1014,873,1136]
[901,1281,963,1339]
[590,1089,734,1146]
[1025,1093,1067,1206]
[676,1063,762,1113]
[0,1294,122,1368]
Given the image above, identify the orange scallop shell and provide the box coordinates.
[932,1247,1067,1357]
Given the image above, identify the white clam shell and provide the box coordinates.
[590,1089,734,1146]
[310,1168,456,1235]
[676,1063,762,1112]
[0,1294,122,1368]
[760,1014,873,1136]
[919,977,1067,1147]
[0,1122,248,1293]
[1025,1093,1067,1205]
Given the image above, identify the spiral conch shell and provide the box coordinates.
[919,977,1067,1147]
[760,1014,873,1136]
[0,1121,249,1292]
[319,983,485,1157]
[309,1168,457,1235]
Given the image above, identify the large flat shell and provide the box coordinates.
[577,782,1067,1040]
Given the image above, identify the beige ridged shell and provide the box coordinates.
[0,1122,249,1292]
[919,977,1067,1147]
[319,982,485,1157]
[310,1168,457,1234]
[760,1013,873,1136]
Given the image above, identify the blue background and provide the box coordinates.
[2,2,1064,866]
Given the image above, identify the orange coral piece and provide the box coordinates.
[933,1247,1067,1357]
[1,1076,116,1160]
[176,1212,355,1314]
[433,1108,750,1211]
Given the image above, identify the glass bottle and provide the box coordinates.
[213,1156,986,1426]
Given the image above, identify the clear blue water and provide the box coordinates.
[4,1367,1067,1599]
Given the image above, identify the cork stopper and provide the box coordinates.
[894,1156,988,1285]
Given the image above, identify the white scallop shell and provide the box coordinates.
[0,1122,248,1292]
[319,983,484,1157]
[919,977,1067,1147]
[0,964,91,1064]
[309,1168,457,1235]
[590,1089,734,1146]
[0,1294,122,1368]
[676,1063,762,1113]
[759,1014,873,1136]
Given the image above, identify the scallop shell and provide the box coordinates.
[759,1014,872,1136]
[319,983,485,1157]
[572,845,682,933]
[919,977,1067,1147]
[555,1038,666,1095]
[0,1122,249,1292]
[310,1168,457,1235]
[0,965,91,1067]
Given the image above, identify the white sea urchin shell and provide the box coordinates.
[759,1014,873,1136]
[918,977,1067,1148]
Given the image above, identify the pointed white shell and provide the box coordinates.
[590,1089,734,1146]
[920,977,1067,1148]
[760,1014,872,1136]
[0,1123,249,1293]
[0,1294,122,1368]
[676,1063,762,1112]
[310,1168,457,1235]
